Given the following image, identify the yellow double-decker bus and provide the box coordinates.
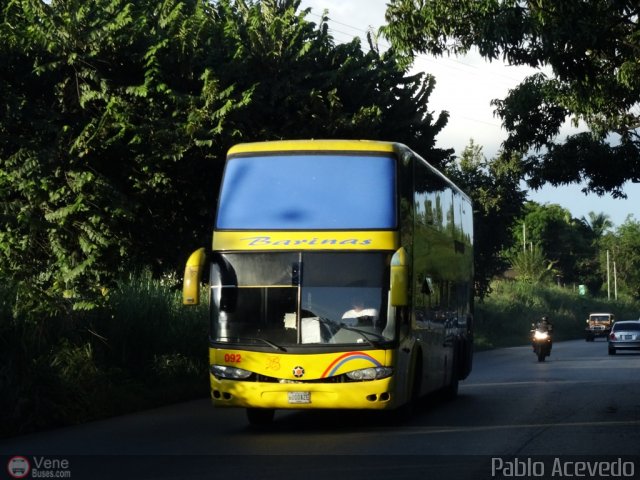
[183,139,474,425]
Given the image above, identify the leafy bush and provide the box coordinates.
[508,244,556,284]
[0,272,208,438]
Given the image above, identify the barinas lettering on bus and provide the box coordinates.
[243,236,372,247]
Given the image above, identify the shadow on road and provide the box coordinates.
[241,390,474,433]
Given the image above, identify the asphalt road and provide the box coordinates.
[2,339,640,479]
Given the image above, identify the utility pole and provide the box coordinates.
[606,250,611,300]
[614,261,618,300]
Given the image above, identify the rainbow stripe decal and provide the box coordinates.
[321,351,382,378]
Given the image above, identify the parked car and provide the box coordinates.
[585,312,615,341]
[608,320,640,355]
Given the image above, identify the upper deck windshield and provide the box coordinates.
[216,153,396,230]
[210,252,393,348]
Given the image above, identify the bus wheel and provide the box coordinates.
[443,351,459,401]
[386,352,421,424]
[246,408,275,427]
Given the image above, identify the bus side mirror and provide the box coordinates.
[390,247,408,306]
[183,248,206,305]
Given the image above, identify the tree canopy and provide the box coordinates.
[582,212,614,241]
[601,217,640,299]
[382,0,640,197]
[1,0,452,315]
[511,202,600,290]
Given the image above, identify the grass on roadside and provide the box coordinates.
[475,280,640,350]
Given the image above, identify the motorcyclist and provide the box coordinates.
[532,315,553,352]
[537,315,553,333]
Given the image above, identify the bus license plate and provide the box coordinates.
[288,391,311,404]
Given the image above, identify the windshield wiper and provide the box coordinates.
[315,317,386,347]
[315,316,339,329]
[254,337,287,351]
[337,324,386,348]
[217,337,287,352]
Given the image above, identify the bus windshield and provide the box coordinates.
[216,154,396,230]
[210,252,393,347]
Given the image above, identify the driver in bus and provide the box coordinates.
[342,299,378,327]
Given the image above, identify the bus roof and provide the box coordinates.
[225,139,471,204]
[227,139,397,156]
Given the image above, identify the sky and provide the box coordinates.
[298,0,640,228]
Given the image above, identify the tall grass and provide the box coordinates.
[0,271,209,438]
[475,280,640,350]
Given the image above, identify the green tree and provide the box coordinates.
[382,0,640,197]
[582,211,614,241]
[446,140,526,299]
[601,217,640,299]
[0,0,248,314]
[218,0,451,164]
[512,202,597,287]
[575,211,612,293]
[509,244,556,284]
[1,0,452,315]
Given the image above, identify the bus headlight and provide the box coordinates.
[345,367,393,381]
[211,364,252,379]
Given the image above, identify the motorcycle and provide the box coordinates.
[531,324,552,362]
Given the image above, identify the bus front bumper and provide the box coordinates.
[210,375,396,410]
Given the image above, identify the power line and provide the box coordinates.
[302,9,539,134]
[304,11,527,85]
